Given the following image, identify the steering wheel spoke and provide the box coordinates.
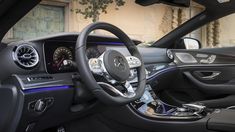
[88,58,103,75]
[126,56,142,69]
[123,81,136,98]
[88,56,118,84]
[97,81,136,98]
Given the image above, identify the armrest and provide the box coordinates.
[207,109,235,132]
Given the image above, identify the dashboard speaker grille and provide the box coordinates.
[13,44,39,69]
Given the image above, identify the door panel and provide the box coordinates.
[159,47,235,109]
[184,71,234,94]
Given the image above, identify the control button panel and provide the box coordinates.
[126,56,142,68]
[200,55,216,64]
[28,97,54,113]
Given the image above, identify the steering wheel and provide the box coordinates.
[75,22,146,105]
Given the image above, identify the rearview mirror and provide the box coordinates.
[175,38,201,49]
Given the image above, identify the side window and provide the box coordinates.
[213,14,235,48]
[4,1,69,41]
[186,14,235,49]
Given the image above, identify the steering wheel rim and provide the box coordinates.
[75,22,146,105]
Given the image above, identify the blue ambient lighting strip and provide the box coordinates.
[23,85,71,93]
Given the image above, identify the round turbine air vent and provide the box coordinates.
[13,44,39,69]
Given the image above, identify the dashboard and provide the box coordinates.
[44,41,109,74]
[43,40,173,79]
[0,33,173,83]
[0,33,175,132]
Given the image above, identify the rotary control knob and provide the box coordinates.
[34,99,46,112]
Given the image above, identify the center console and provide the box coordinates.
[131,85,214,120]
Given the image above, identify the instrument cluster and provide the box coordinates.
[44,42,103,74]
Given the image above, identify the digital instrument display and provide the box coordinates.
[44,42,76,74]
[44,41,105,74]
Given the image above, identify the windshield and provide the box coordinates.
[3,1,203,44]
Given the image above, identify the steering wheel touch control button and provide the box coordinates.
[126,56,142,69]
[89,58,103,75]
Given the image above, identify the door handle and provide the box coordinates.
[194,71,221,80]
[201,72,221,79]
[184,72,235,94]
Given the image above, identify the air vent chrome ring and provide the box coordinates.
[13,44,39,69]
